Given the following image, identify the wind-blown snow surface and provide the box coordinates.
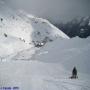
[0,37,90,90]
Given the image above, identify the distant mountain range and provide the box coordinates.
[55,16,90,38]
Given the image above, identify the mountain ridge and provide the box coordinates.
[0,2,69,58]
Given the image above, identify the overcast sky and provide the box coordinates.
[3,0,90,23]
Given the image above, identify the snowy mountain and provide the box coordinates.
[56,16,90,38]
[0,1,90,90]
[0,2,69,57]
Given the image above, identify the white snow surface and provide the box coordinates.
[0,1,90,90]
[0,37,90,90]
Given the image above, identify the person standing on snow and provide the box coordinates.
[70,66,78,79]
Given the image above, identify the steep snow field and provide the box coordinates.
[0,37,90,90]
[0,2,69,58]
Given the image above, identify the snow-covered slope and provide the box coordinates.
[0,3,69,43]
[35,37,90,74]
[0,2,69,57]
[0,37,90,90]
[1,1,90,90]
[0,34,31,58]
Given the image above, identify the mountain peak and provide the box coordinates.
[0,4,69,57]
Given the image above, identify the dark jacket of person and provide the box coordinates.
[72,67,77,76]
